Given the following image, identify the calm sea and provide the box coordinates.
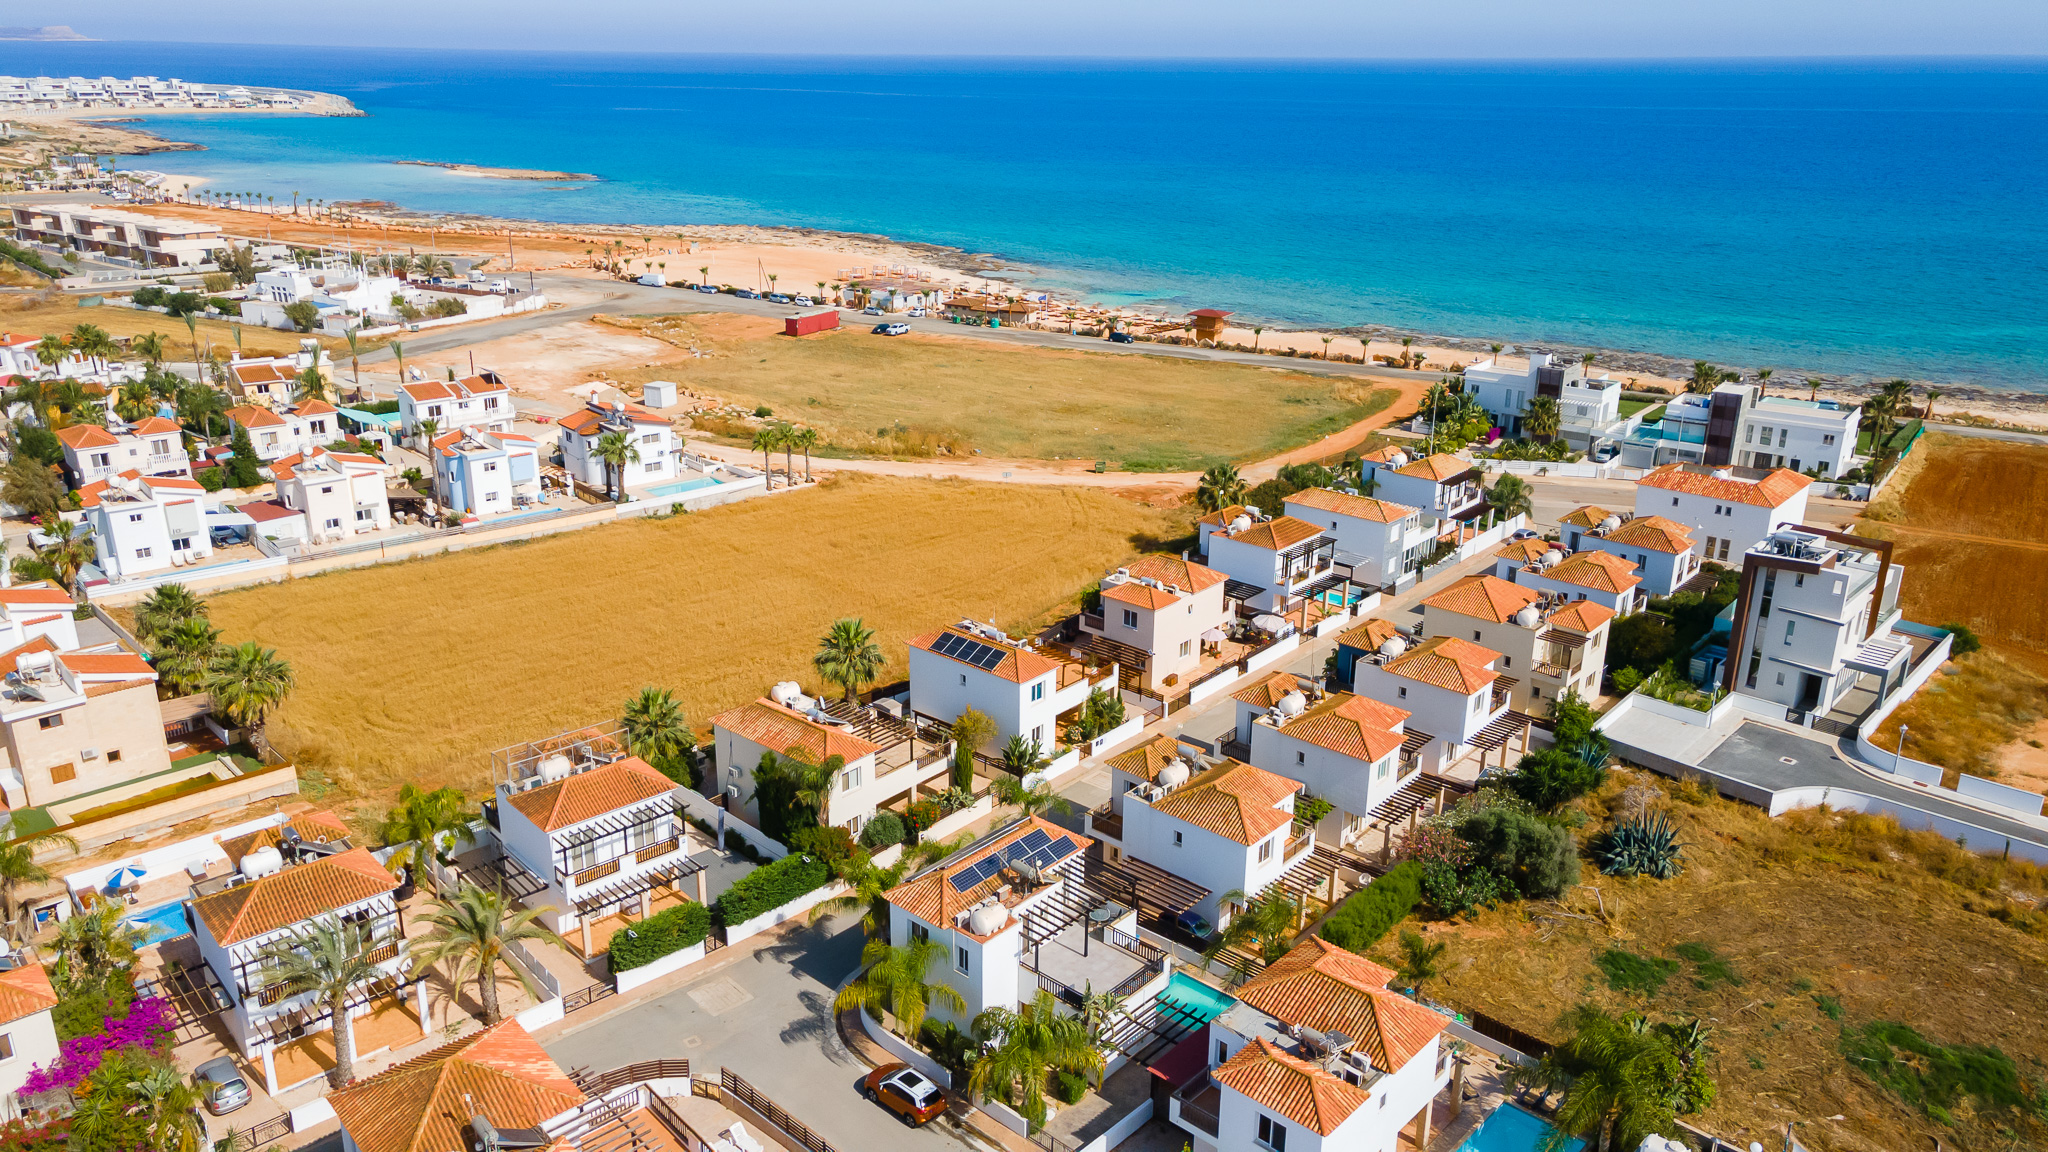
[10,44,2048,387]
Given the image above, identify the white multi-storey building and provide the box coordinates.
[1203,513,1336,614]
[77,472,213,579]
[54,418,189,487]
[555,399,677,494]
[1510,550,1645,616]
[1107,759,1312,928]
[1246,688,1417,854]
[272,446,391,541]
[1077,556,1232,693]
[225,400,341,463]
[1282,488,1434,591]
[1418,575,1616,711]
[1352,635,1510,772]
[1356,449,1486,526]
[909,619,1110,751]
[8,203,227,267]
[1462,351,1624,446]
[1736,395,1861,478]
[1724,527,1908,716]
[711,686,954,834]
[1556,508,1701,598]
[430,428,543,519]
[1635,462,1813,565]
[396,373,515,444]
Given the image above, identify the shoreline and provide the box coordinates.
[394,160,600,182]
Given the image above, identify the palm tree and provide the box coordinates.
[205,642,295,730]
[836,936,966,1041]
[183,312,200,381]
[415,416,441,462]
[1077,986,1127,1046]
[153,616,222,697]
[1395,929,1447,991]
[1320,335,1333,359]
[622,686,695,781]
[998,735,1052,779]
[391,340,406,386]
[751,424,782,485]
[71,325,116,376]
[1582,351,1597,376]
[410,883,560,1025]
[1195,462,1246,514]
[969,989,1104,1130]
[1252,326,1263,351]
[810,840,958,936]
[698,265,710,286]
[33,335,67,376]
[379,784,478,888]
[133,332,166,366]
[255,919,388,1088]
[755,749,840,828]
[790,425,819,482]
[593,429,641,501]
[992,773,1070,821]
[33,519,95,589]
[344,328,362,391]
[0,818,78,945]
[124,1064,208,1152]
[113,379,153,423]
[1523,395,1564,443]
[813,618,885,702]
[2,457,64,524]
[1922,388,1942,418]
[1202,886,1303,966]
[134,583,207,644]
[1487,473,1534,521]
[1686,361,1723,395]
[1513,1005,1694,1152]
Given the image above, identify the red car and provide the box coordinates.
[860,1063,947,1126]
[531,414,553,424]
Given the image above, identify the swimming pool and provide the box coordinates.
[641,475,722,499]
[1459,1104,1584,1152]
[123,900,192,946]
[1157,972,1236,1022]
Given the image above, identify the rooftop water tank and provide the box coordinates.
[1542,549,1565,568]
[1378,636,1407,658]
[1599,515,1622,531]
[1229,515,1253,533]
[769,681,804,708]
[1387,451,1409,469]
[538,753,574,782]
[1277,691,1308,717]
[1515,606,1542,627]
[241,845,284,881]
[1157,759,1191,788]
[968,903,1007,935]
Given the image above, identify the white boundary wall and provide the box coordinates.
[614,939,708,993]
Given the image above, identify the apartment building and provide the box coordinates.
[225,400,340,463]
[556,399,677,493]
[1511,550,1645,616]
[1112,759,1311,927]
[1282,488,1433,590]
[1635,462,1813,564]
[1736,395,1860,478]
[430,428,541,519]
[1556,508,1700,597]
[226,356,309,405]
[77,472,214,579]
[273,446,392,540]
[911,619,1108,750]
[396,372,515,443]
[1076,555,1231,692]
[1246,689,1417,854]
[1203,512,1336,614]
[1417,575,1615,711]
[1724,527,1907,715]
[0,636,168,811]
[54,417,188,487]
[1357,448,1487,526]
[1352,635,1509,772]
[1462,351,1624,445]
[9,203,227,267]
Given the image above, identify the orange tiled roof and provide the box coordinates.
[398,381,455,403]
[1603,515,1693,553]
[226,404,286,429]
[884,817,1090,934]
[328,1020,585,1152]
[710,698,886,764]
[0,587,75,606]
[1219,515,1323,552]
[1334,617,1404,653]
[1196,504,1247,528]
[1383,635,1498,693]
[1106,735,1190,783]
[504,756,677,833]
[1285,488,1418,524]
[1211,1040,1372,1137]
[1639,463,1813,507]
[58,652,155,677]
[129,416,182,436]
[1232,671,1303,710]
[1559,504,1612,530]
[231,362,295,387]
[220,810,353,868]
[1234,936,1448,1072]
[1543,552,1642,594]
[1148,760,1300,846]
[1395,453,1470,482]
[0,961,57,1025]
[1423,575,1539,624]
[1123,554,1225,593]
[1359,445,1405,464]
[1102,580,1179,610]
[1494,538,1551,564]
[190,846,399,945]
[556,408,601,435]
[1547,600,1617,632]
[293,399,337,416]
[1275,693,1408,762]
[55,424,120,449]
[909,626,1065,685]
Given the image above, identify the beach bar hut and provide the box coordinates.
[1188,308,1233,343]
[785,309,840,337]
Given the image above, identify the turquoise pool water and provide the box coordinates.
[1158,973,1235,1022]
[1460,1105,1584,1152]
[124,901,192,946]
[642,475,722,499]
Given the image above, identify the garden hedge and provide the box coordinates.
[607,901,712,972]
[714,852,831,926]
[1320,860,1422,953]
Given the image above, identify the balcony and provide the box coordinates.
[1284,830,1314,861]
[634,836,681,865]
[1086,804,1124,843]
[1080,612,1106,632]
[571,858,621,887]
[1171,1077,1222,1137]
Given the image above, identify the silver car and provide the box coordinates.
[194,1056,251,1115]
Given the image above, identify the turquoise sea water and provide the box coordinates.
[12,45,2048,386]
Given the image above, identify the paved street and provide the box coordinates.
[543,913,980,1152]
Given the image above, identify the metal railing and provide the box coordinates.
[234,1114,293,1149]
[718,1068,838,1152]
[1284,832,1313,860]
[504,935,562,1000]
[572,1059,692,1096]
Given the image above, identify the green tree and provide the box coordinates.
[114,379,154,423]
[813,617,885,702]
[255,919,388,1088]
[790,425,819,482]
[1456,806,1577,899]
[999,735,1052,778]
[122,1063,209,1152]
[1194,462,1245,513]
[69,324,116,374]
[1506,747,1607,811]
[410,883,560,1025]
[1069,687,1126,742]
[225,423,264,488]
[1202,885,1303,967]
[1686,361,1723,395]
[969,989,1105,1131]
[378,784,479,888]
[205,641,295,730]
[1395,929,1447,991]
[593,429,641,501]
[1607,613,1677,673]
[949,706,997,790]
[0,818,77,946]
[134,583,207,645]
[30,519,96,590]
[992,773,1071,821]
[1523,395,1564,442]
[1,455,64,521]
[1514,1005,1713,1152]
[152,616,222,697]
[282,301,319,332]
[622,687,697,786]
[1485,473,1534,521]
[836,936,966,1041]
[751,423,784,483]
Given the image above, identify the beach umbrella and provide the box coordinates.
[106,865,147,890]
[1252,614,1288,634]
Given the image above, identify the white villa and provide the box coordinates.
[1462,351,1624,447]
[1283,488,1434,591]
[396,373,515,444]
[909,619,1112,751]
[1103,758,1314,928]
[1202,513,1337,615]
[1075,556,1231,694]
[556,399,678,493]
[1351,635,1517,773]
[1556,507,1702,598]
[1245,688,1418,855]
[54,418,188,487]
[1356,449,1486,528]
[1417,575,1615,712]
[1724,527,1907,716]
[711,686,953,836]
[0,963,59,1120]
[225,401,341,463]
[1635,462,1814,565]
[76,472,213,579]
[272,446,392,541]
[1507,550,1646,617]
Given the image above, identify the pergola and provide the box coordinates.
[571,855,708,955]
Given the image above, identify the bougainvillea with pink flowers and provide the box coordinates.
[20,997,173,1096]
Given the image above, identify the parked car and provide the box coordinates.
[1175,909,1213,939]
[872,323,892,334]
[694,284,721,294]
[766,293,792,303]
[1108,331,1136,344]
[1591,443,1618,462]
[1510,527,1540,540]
[860,1064,947,1127]
[882,323,910,336]
[908,307,927,317]
[734,289,760,299]
[862,306,883,315]
[532,414,553,425]
[793,295,813,306]
[193,1057,250,1115]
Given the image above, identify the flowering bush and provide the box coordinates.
[21,996,173,1096]
[905,800,942,835]
[1401,824,1474,872]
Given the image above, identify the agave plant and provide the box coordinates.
[1596,812,1685,879]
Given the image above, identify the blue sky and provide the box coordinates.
[17,0,2047,58]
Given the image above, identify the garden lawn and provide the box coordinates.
[206,475,1189,805]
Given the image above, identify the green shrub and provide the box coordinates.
[714,852,831,926]
[1940,623,1982,657]
[1053,1070,1087,1104]
[52,980,137,1041]
[859,811,905,848]
[1596,813,1686,879]
[905,799,942,836]
[15,426,62,466]
[1595,948,1678,996]
[131,286,166,308]
[607,901,712,972]
[723,828,767,863]
[0,239,61,278]
[1839,1021,2027,1121]
[1505,747,1605,810]
[1320,860,1422,952]
[1455,807,1577,899]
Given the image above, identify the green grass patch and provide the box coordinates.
[1673,941,1742,989]
[1594,948,1680,996]
[1840,1021,2031,1124]
[1814,994,1844,1020]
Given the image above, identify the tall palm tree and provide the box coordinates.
[810,841,958,937]
[1513,1005,1691,1152]
[1202,886,1304,967]
[1523,395,1564,443]
[391,340,406,387]
[33,335,67,377]
[70,324,116,374]
[754,750,839,829]
[1685,361,1722,396]
[698,265,710,286]
[1195,462,1246,514]
[410,883,559,1025]
[414,416,442,464]
[34,519,96,589]
[183,312,200,381]
[378,784,479,888]
[750,424,782,485]
[205,642,295,730]
[836,936,966,1041]
[134,582,206,644]
[133,332,166,366]
[593,430,641,501]
[1252,326,1263,351]
[813,618,885,702]
[152,616,221,697]
[344,328,362,392]
[113,380,153,423]
[1921,388,1942,418]
[1486,473,1535,521]
[790,425,819,482]
[124,1064,208,1152]
[970,989,1105,1131]
[255,918,389,1088]
[0,818,78,946]
[774,422,798,481]
[622,686,694,780]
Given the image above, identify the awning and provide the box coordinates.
[1845,638,1910,675]
[205,510,258,528]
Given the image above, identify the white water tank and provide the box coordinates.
[1229,515,1253,534]
[1542,549,1565,568]
[538,753,574,782]
[1277,691,1307,717]
[1378,636,1406,658]
[1600,514,1623,531]
[1514,606,1542,627]
[241,845,283,881]
[769,681,805,708]
[1157,759,1191,788]
[1387,451,1409,469]
[968,903,1007,935]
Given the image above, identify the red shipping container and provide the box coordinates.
[784,309,840,337]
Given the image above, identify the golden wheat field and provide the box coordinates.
[206,475,1188,807]
[0,294,327,359]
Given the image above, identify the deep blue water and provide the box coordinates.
[10,44,2048,386]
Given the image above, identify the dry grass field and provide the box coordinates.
[205,475,1188,810]
[1373,772,2048,1152]
[607,313,1402,471]
[0,293,325,360]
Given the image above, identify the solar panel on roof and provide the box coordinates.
[1045,835,1078,863]
[934,631,1008,671]
[1016,829,1052,855]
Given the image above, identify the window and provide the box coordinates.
[642,433,659,444]
[1776,672,1786,686]
[107,750,121,763]
[839,765,862,791]
[1718,538,1731,561]
[959,674,967,686]
[1744,425,1755,444]
[483,462,498,473]
[1502,655,1512,668]
[91,452,111,468]
[1258,837,1274,862]
[1173,831,1184,847]
[1122,609,1138,629]
[357,509,373,521]
[0,1033,12,1060]
[1031,681,1045,702]
[311,420,327,435]
[1472,630,1481,641]
[641,461,660,473]
[320,485,334,495]
[1794,573,1804,588]
[1823,433,1836,446]
[1257,1115,1288,1151]
[1671,497,1679,507]
[1180,640,1192,657]
[1531,685,1542,699]
[135,547,152,559]
[1397,686,1407,699]
[50,763,75,784]
[1784,619,1796,644]
[567,839,599,872]
[910,923,929,944]
[1295,750,1305,766]
[1779,428,1789,447]
[38,715,62,730]
[485,397,500,410]
[429,405,443,418]
[128,513,144,523]
[1790,458,1801,472]
[324,518,341,530]
[956,946,970,974]
[1217,1040,1229,1065]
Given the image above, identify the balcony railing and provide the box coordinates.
[1285,831,1314,860]
[634,836,681,865]
[1173,1079,1222,1137]
[1081,613,1105,631]
[571,858,621,887]
[1087,804,1124,842]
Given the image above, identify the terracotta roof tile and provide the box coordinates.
[1102,581,1179,610]
[1558,505,1612,530]
[1218,515,1324,552]
[1423,575,1539,624]
[1122,554,1225,593]
[1494,538,1551,564]
[1274,694,1408,762]
[0,961,57,1025]
[0,637,59,675]
[1196,504,1247,528]
[220,810,353,868]
[1602,515,1694,553]
[398,381,454,403]
[1234,937,1447,1073]
[884,817,1090,933]
[226,405,286,429]
[129,416,182,435]
[55,424,120,449]
[231,362,295,387]
[1285,488,1418,524]
[908,627,1066,685]
[504,756,677,833]
[1147,760,1300,846]
[1395,453,1470,482]
[1543,552,1642,594]
[1106,735,1190,784]
[1334,618,1404,654]
[1232,672,1304,710]
[1639,463,1812,508]
[328,1021,584,1152]
[1211,1040,1372,1136]
[190,846,398,945]
[58,652,155,677]
[1547,600,1617,632]
[710,699,886,764]
[1383,635,1498,693]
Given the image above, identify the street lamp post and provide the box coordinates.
[1895,724,1909,773]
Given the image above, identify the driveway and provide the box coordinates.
[542,914,979,1152]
